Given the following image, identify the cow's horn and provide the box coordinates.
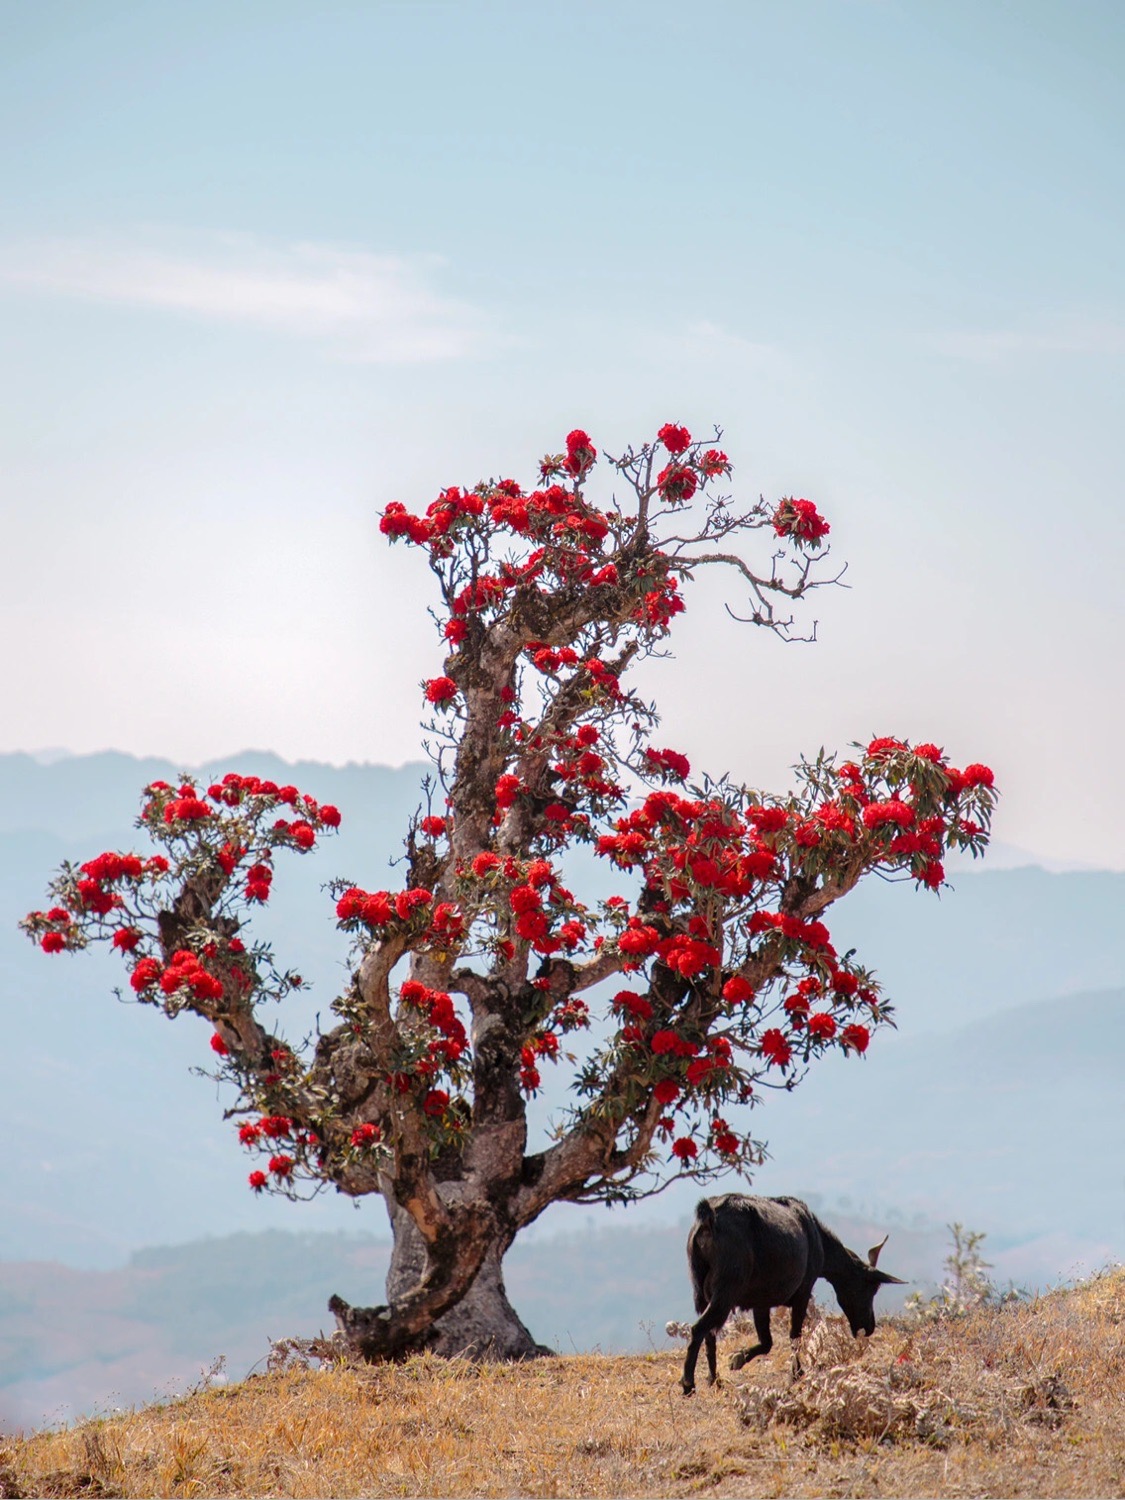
[868,1233,890,1267]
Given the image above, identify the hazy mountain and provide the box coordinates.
[0,1208,977,1434]
[4,750,1124,1270]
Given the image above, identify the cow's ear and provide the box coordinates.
[873,1270,906,1286]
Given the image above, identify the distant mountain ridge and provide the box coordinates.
[0,1210,975,1433]
[4,749,1123,1275]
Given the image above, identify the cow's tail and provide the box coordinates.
[688,1199,716,1310]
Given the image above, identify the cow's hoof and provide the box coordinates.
[729,1352,748,1371]
[681,1382,696,1397]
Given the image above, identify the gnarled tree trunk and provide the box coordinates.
[330,1195,552,1362]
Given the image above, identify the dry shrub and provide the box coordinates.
[739,1295,1086,1451]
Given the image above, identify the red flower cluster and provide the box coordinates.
[160,949,224,1002]
[760,1028,792,1067]
[351,1122,381,1148]
[841,1023,870,1053]
[335,885,435,932]
[644,747,691,782]
[772,497,830,546]
[651,1030,701,1059]
[81,852,144,883]
[129,956,162,993]
[201,772,340,829]
[862,799,915,831]
[400,978,468,1065]
[424,676,459,708]
[748,910,834,953]
[656,464,698,505]
[244,863,272,903]
[563,428,597,477]
[161,788,213,824]
[722,975,755,1005]
[657,422,692,455]
[423,1088,450,1118]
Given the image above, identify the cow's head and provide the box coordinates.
[835,1234,906,1338]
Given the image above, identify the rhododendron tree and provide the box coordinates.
[23,423,997,1363]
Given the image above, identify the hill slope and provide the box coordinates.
[5,1271,1124,1498]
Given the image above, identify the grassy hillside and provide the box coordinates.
[3,1270,1123,1498]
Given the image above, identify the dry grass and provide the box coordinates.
[2,1270,1123,1498]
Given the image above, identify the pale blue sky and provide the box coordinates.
[1,1,1123,866]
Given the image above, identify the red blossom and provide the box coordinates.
[962,763,995,788]
[862,799,915,831]
[773,496,830,546]
[644,747,691,781]
[657,422,692,455]
[209,1032,229,1056]
[248,1170,268,1192]
[395,888,433,921]
[563,429,597,477]
[424,676,459,708]
[656,464,698,504]
[494,774,522,810]
[867,736,906,760]
[699,448,729,476]
[129,956,162,992]
[613,990,654,1022]
[671,1137,698,1162]
[807,1013,837,1042]
[760,1029,792,1067]
[722,975,755,1004]
[841,1023,870,1053]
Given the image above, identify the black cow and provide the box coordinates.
[681,1193,905,1395]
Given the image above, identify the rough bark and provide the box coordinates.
[330,1194,551,1362]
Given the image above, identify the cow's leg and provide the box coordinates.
[694,1274,720,1388]
[681,1299,730,1396]
[704,1330,719,1386]
[729,1304,773,1371]
[788,1289,812,1379]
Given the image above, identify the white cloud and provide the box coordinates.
[0,230,493,362]
[934,319,1125,362]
